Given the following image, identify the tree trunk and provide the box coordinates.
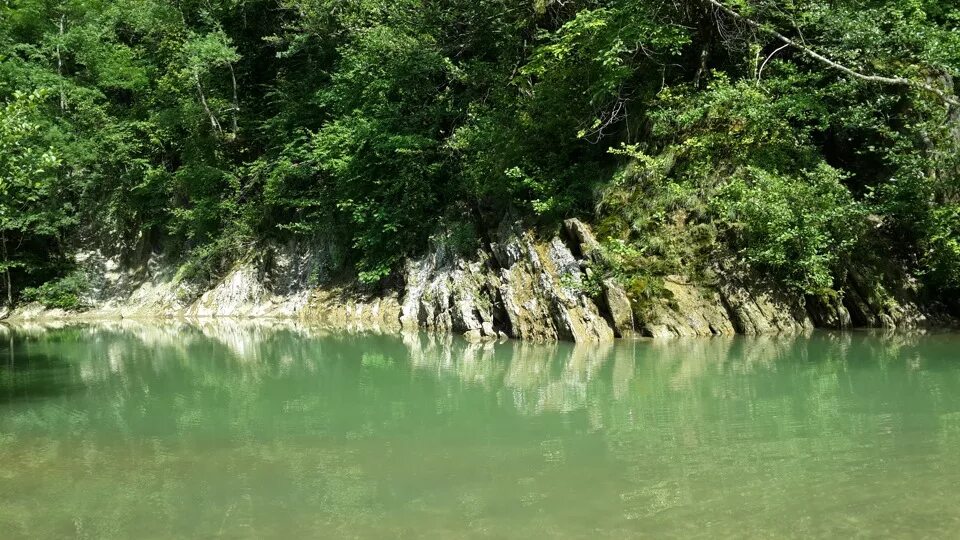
[2,231,11,306]
[693,46,709,88]
[57,14,66,112]
[692,2,712,88]
[228,62,239,136]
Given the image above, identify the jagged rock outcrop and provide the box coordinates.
[400,247,501,339]
[602,278,634,337]
[307,289,403,332]
[398,220,614,342]
[563,217,602,259]
[3,218,953,340]
[635,264,945,338]
[840,266,941,329]
[719,271,814,335]
[492,222,613,341]
[806,294,853,329]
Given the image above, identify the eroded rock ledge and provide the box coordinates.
[2,219,952,341]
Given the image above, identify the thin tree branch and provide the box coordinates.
[2,231,10,306]
[757,43,790,85]
[708,0,960,108]
[228,62,239,136]
[194,70,223,135]
[56,13,66,112]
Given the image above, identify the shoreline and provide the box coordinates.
[2,308,954,343]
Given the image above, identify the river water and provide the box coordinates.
[1,322,959,538]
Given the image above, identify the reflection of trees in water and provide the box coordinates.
[0,326,87,406]
[4,321,955,428]
[0,322,400,538]
[3,322,960,538]
[0,350,82,405]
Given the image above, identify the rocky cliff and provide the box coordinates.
[1,219,953,341]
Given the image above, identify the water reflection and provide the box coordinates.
[1,322,959,538]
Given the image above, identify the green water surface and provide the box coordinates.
[1,322,959,538]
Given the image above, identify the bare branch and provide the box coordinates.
[708,0,960,108]
[228,62,240,136]
[194,70,223,135]
[757,43,790,85]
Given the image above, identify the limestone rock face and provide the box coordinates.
[563,218,602,260]
[400,248,499,338]
[495,230,613,342]
[602,278,634,337]
[306,289,403,332]
[640,278,735,338]
[719,274,813,335]
[398,220,614,342]
[806,294,852,329]
[188,264,268,317]
[638,274,817,339]
[500,233,613,341]
[4,218,953,340]
[841,267,941,329]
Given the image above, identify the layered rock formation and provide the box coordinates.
[399,220,613,342]
[1,219,952,341]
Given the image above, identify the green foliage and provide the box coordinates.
[20,270,89,309]
[0,0,959,311]
[0,89,66,303]
[431,220,481,258]
[924,205,960,292]
[714,164,866,293]
[173,235,244,286]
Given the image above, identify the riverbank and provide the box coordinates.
[2,219,954,342]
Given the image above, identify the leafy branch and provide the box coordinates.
[708,0,960,108]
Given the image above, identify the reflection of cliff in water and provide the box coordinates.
[3,322,960,539]
[3,321,953,423]
[0,325,824,445]
[28,323,959,474]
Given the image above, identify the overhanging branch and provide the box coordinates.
[708,0,960,108]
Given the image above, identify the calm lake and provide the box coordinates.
[1,322,959,538]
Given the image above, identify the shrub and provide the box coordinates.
[712,163,866,294]
[20,270,90,310]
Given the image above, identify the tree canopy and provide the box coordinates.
[1,0,958,307]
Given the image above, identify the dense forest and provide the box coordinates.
[0,0,958,314]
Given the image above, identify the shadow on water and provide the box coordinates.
[0,329,85,405]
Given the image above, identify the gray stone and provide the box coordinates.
[639,278,735,338]
[563,218,602,260]
[602,279,634,337]
[9,219,951,341]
